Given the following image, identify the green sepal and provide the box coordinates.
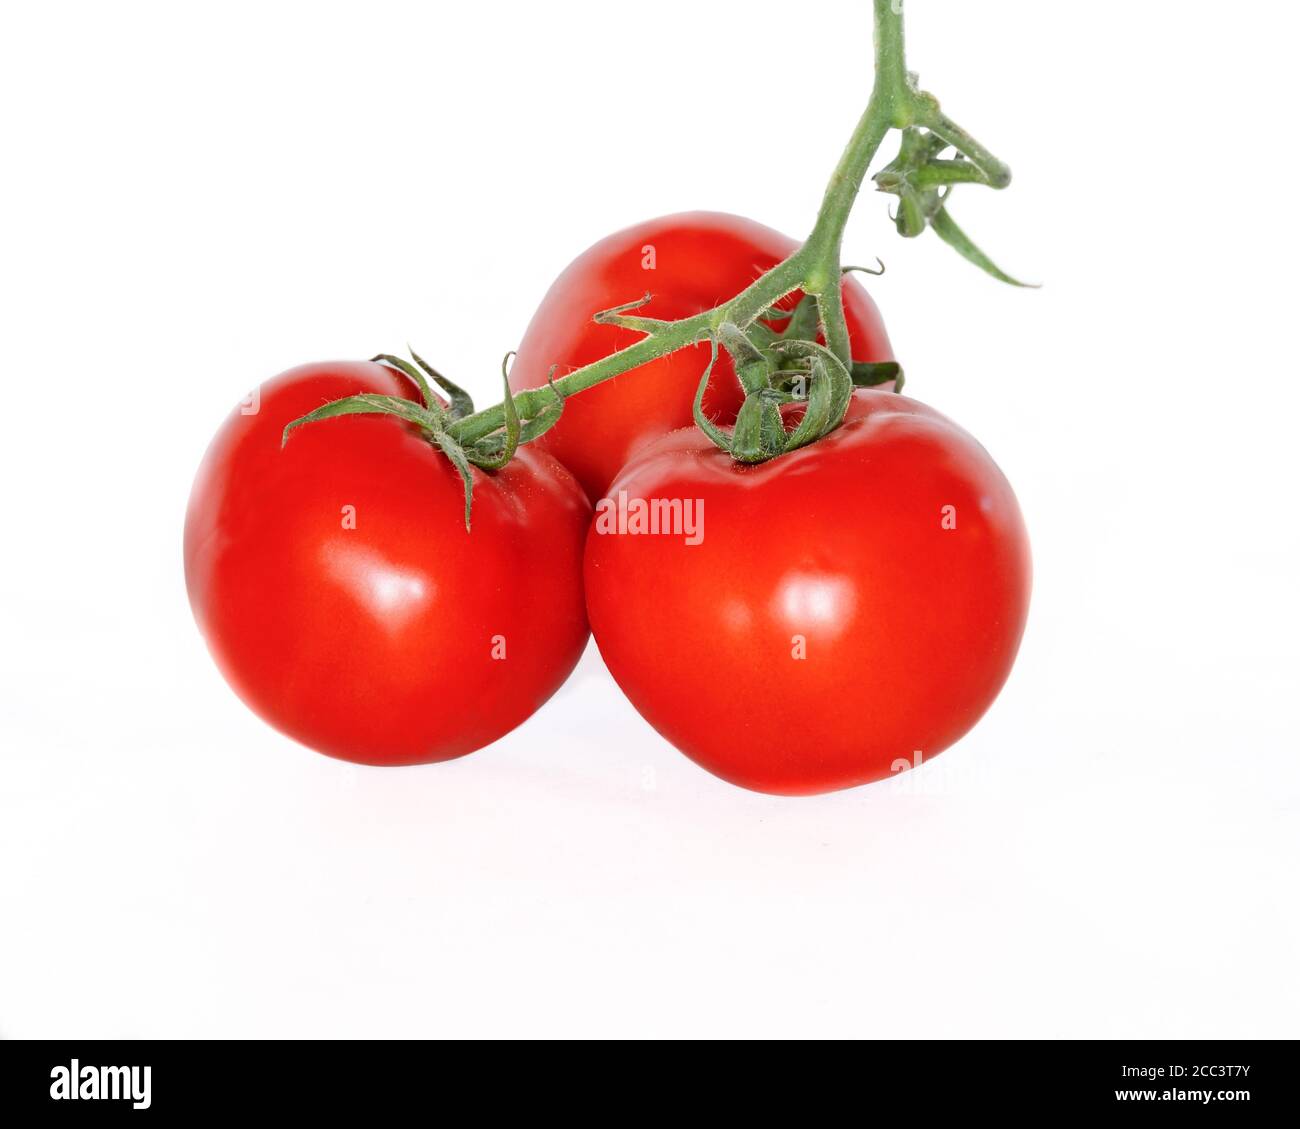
[782,356,835,453]
[518,374,565,443]
[464,378,566,463]
[408,347,476,419]
[371,353,438,411]
[433,431,476,532]
[730,390,786,464]
[850,360,904,388]
[895,187,928,238]
[281,393,438,448]
[735,361,772,396]
[465,369,521,471]
[778,294,820,343]
[747,319,781,348]
[931,207,1037,288]
[771,339,853,430]
[718,322,765,368]
[825,354,854,426]
[691,336,733,454]
[717,322,773,397]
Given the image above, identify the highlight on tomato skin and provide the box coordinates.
[508,212,895,502]
[184,361,591,767]
[582,389,1032,796]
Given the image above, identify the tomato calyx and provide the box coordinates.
[763,288,904,391]
[281,349,566,530]
[688,298,904,466]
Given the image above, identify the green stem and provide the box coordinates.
[803,0,909,273]
[452,317,708,444]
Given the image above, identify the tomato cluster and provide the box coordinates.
[185,214,1030,794]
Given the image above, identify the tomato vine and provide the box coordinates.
[284,0,1026,523]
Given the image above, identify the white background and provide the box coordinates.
[1,1,1297,1038]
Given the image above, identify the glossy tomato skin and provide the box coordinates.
[584,391,1031,795]
[509,212,894,500]
[185,361,590,766]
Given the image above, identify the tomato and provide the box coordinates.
[509,212,894,500]
[583,390,1031,795]
[185,361,590,766]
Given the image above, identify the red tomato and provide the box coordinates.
[583,390,1031,795]
[185,361,590,766]
[509,212,894,500]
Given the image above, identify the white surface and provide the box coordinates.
[1,0,1297,1038]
